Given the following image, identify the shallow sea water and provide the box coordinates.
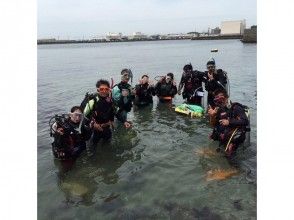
[38,39,256,219]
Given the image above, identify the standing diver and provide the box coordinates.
[134,74,155,107]
[50,106,89,160]
[154,73,177,102]
[207,89,249,157]
[112,69,135,122]
[203,58,228,107]
[177,63,205,106]
[83,79,131,147]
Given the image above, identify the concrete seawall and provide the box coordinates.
[191,35,242,40]
[241,26,257,43]
[37,38,190,45]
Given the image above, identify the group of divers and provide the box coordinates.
[49,58,250,163]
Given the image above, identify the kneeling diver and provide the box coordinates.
[207,89,249,157]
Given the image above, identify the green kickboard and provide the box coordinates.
[175,104,204,117]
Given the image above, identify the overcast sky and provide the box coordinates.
[38,0,256,39]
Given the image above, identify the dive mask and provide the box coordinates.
[213,95,226,106]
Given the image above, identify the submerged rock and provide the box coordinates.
[96,198,125,214]
[233,199,243,211]
[163,201,178,212]
[195,148,219,157]
[206,168,239,181]
[60,182,89,197]
[160,200,222,220]
[100,193,120,203]
[114,206,160,219]
[192,206,222,220]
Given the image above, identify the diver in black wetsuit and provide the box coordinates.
[177,63,205,106]
[203,58,228,107]
[207,89,249,157]
[83,79,131,147]
[112,69,135,122]
[154,73,177,102]
[134,74,155,107]
[51,106,88,160]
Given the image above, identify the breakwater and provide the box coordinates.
[37,38,189,45]
[241,26,257,43]
[37,35,244,45]
[191,35,242,40]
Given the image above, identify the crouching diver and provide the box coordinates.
[134,74,155,107]
[83,79,131,147]
[154,73,177,102]
[112,69,135,122]
[49,106,89,160]
[207,89,249,157]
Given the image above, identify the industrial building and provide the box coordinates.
[210,27,221,35]
[220,20,246,35]
[105,32,123,41]
[128,32,148,40]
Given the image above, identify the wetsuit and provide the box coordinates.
[134,83,155,106]
[52,119,87,160]
[204,69,228,107]
[155,79,177,102]
[84,95,125,145]
[179,70,205,105]
[211,102,249,150]
[112,82,134,122]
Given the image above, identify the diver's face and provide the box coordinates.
[70,109,82,123]
[213,93,228,107]
[97,84,110,98]
[121,89,129,97]
[207,65,215,73]
[185,69,192,77]
[141,76,149,84]
[121,73,130,83]
[165,76,172,83]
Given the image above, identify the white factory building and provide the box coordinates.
[220,20,246,35]
[105,32,123,40]
[129,32,148,40]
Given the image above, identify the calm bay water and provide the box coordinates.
[38,40,256,219]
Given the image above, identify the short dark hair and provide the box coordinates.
[121,69,130,75]
[214,88,228,98]
[183,63,193,72]
[141,74,149,79]
[166,72,174,80]
[71,106,82,113]
[207,58,216,66]
[96,79,110,88]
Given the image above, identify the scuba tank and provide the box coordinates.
[49,113,84,137]
[49,113,87,160]
[80,92,98,112]
[49,114,70,137]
